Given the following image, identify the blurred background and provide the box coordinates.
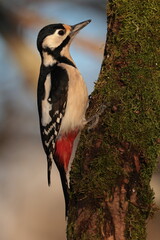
[0,0,159,239]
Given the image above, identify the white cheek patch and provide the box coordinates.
[42,34,62,49]
[42,29,70,50]
[41,74,52,126]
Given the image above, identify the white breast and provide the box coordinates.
[58,63,88,135]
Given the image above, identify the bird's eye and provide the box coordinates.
[58,30,65,36]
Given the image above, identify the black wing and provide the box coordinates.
[37,64,69,185]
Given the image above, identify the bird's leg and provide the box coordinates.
[87,104,106,131]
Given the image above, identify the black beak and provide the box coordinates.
[70,19,91,37]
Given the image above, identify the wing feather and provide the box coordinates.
[37,64,69,184]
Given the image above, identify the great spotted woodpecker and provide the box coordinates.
[37,20,91,215]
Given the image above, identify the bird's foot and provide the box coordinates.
[87,105,106,131]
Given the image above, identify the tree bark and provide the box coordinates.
[67,0,160,239]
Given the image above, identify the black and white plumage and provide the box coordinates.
[37,20,91,215]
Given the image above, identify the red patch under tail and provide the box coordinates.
[55,130,79,171]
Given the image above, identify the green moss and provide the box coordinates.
[96,0,160,163]
[67,0,160,239]
[126,204,147,240]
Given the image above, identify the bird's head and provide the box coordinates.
[37,20,91,60]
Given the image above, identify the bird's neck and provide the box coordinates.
[42,46,76,68]
[42,51,57,67]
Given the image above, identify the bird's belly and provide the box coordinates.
[59,66,88,135]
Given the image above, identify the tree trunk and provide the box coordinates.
[67,0,160,239]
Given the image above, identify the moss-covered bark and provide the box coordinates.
[67,1,160,239]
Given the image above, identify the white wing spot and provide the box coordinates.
[56,118,60,123]
[44,122,56,135]
[41,74,52,126]
[45,135,54,147]
[55,110,59,115]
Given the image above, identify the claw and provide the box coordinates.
[87,105,106,131]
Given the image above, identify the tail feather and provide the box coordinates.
[59,167,69,217]
[47,157,52,186]
[53,154,69,216]
[47,130,79,216]
[47,155,69,216]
